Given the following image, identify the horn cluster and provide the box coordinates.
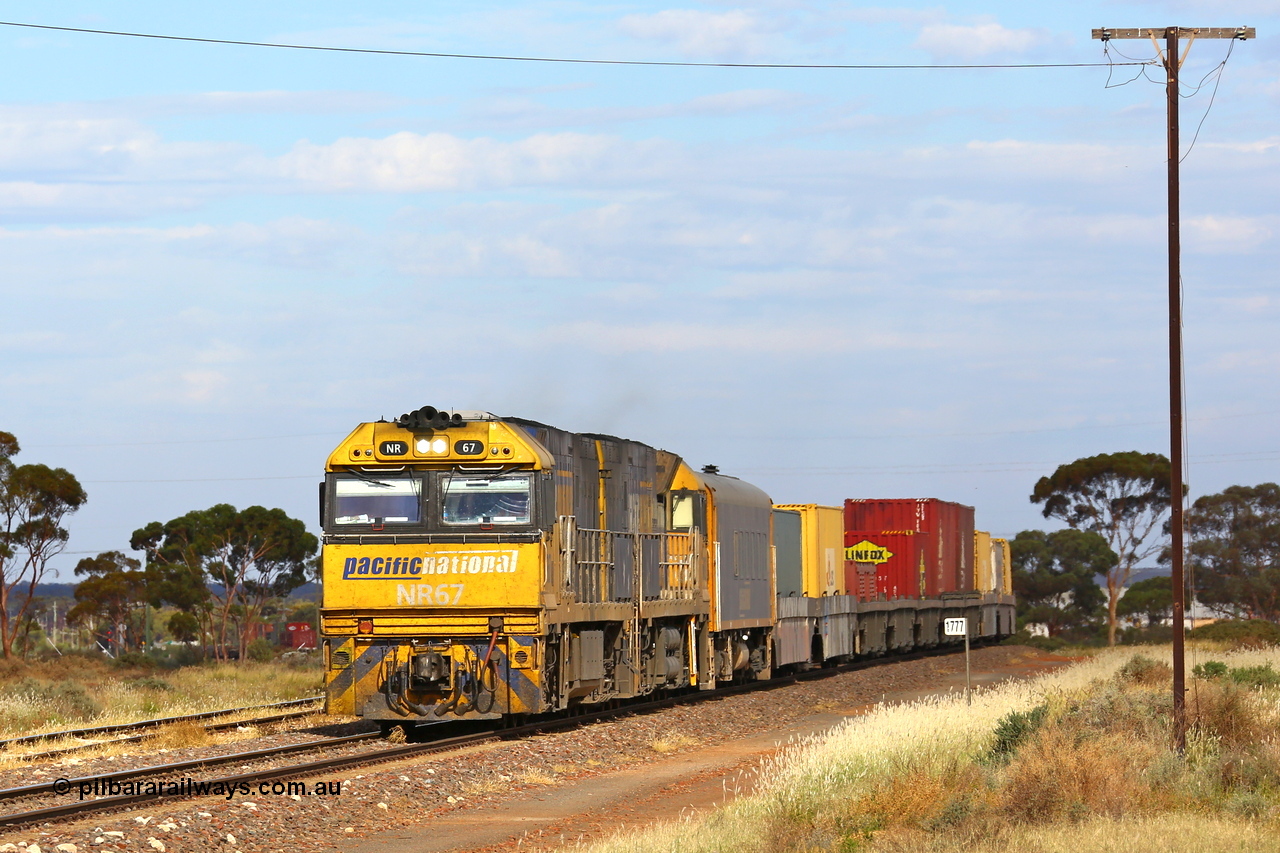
[396,406,464,431]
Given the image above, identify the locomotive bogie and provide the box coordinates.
[324,634,544,721]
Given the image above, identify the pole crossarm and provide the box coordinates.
[1092,27,1254,40]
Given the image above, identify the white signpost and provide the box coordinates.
[944,618,971,705]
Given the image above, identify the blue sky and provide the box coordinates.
[1,1,1276,580]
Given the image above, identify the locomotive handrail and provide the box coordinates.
[558,518,699,604]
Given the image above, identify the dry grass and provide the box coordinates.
[649,733,700,754]
[0,713,331,771]
[583,645,1280,853]
[871,813,1280,853]
[520,769,559,786]
[464,777,508,796]
[0,656,322,741]
[146,720,212,751]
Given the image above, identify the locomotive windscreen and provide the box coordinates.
[333,476,422,525]
[441,474,531,526]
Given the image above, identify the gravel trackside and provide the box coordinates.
[0,646,1072,853]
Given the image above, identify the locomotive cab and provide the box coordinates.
[320,411,550,724]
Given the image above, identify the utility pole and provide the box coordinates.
[1091,26,1254,752]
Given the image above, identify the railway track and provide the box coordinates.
[0,644,979,829]
[0,697,325,760]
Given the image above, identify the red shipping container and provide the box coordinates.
[284,621,317,649]
[844,499,976,596]
[844,530,928,600]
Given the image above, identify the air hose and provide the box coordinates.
[474,631,500,714]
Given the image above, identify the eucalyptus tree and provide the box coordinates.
[0,431,87,658]
[1031,451,1172,645]
[1116,575,1175,628]
[1010,529,1111,637]
[132,504,316,659]
[1183,483,1280,621]
[67,551,149,653]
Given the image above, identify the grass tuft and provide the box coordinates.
[649,732,700,754]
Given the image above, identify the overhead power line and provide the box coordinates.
[0,20,1153,70]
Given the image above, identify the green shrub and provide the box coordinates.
[280,649,321,669]
[149,644,204,668]
[2,678,103,723]
[1121,625,1175,645]
[1193,660,1228,680]
[1224,790,1270,819]
[1189,619,1280,645]
[113,650,156,669]
[128,675,174,691]
[1227,663,1280,689]
[987,703,1049,764]
[1116,654,1170,684]
[246,638,275,663]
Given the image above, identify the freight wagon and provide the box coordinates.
[318,408,1014,730]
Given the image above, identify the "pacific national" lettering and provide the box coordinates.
[342,551,519,580]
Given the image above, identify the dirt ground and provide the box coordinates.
[352,646,1077,853]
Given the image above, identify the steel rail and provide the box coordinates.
[0,643,982,828]
[0,731,496,827]
[0,697,324,751]
[16,709,330,762]
[0,733,382,803]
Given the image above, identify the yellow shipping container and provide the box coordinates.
[774,504,843,596]
[974,530,994,592]
[992,537,1013,595]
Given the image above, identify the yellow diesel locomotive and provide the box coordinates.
[320,407,775,728]
[319,406,1014,730]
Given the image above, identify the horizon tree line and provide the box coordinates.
[4,428,1279,658]
[1,429,316,660]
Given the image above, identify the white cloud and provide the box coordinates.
[618,9,785,58]
[465,88,802,132]
[1130,0,1279,14]
[179,370,231,403]
[278,131,671,192]
[837,7,947,27]
[135,90,408,117]
[1185,215,1274,252]
[0,112,256,179]
[913,22,1051,59]
[540,320,951,355]
[1205,349,1280,372]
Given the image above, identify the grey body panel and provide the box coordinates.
[773,509,803,597]
[703,472,774,627]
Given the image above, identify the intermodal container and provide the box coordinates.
[991,537,1012,595]
[775,504,843,596]
[974,530,993,592]
[843,498,976,595]
[844,530,926,600]
[284,621,317,649]
[773,508,803,597]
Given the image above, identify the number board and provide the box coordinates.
[943,618,968,636]
[379,440,409,456]
[454,440,485,456]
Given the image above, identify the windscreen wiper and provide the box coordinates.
[346,469,398,489]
